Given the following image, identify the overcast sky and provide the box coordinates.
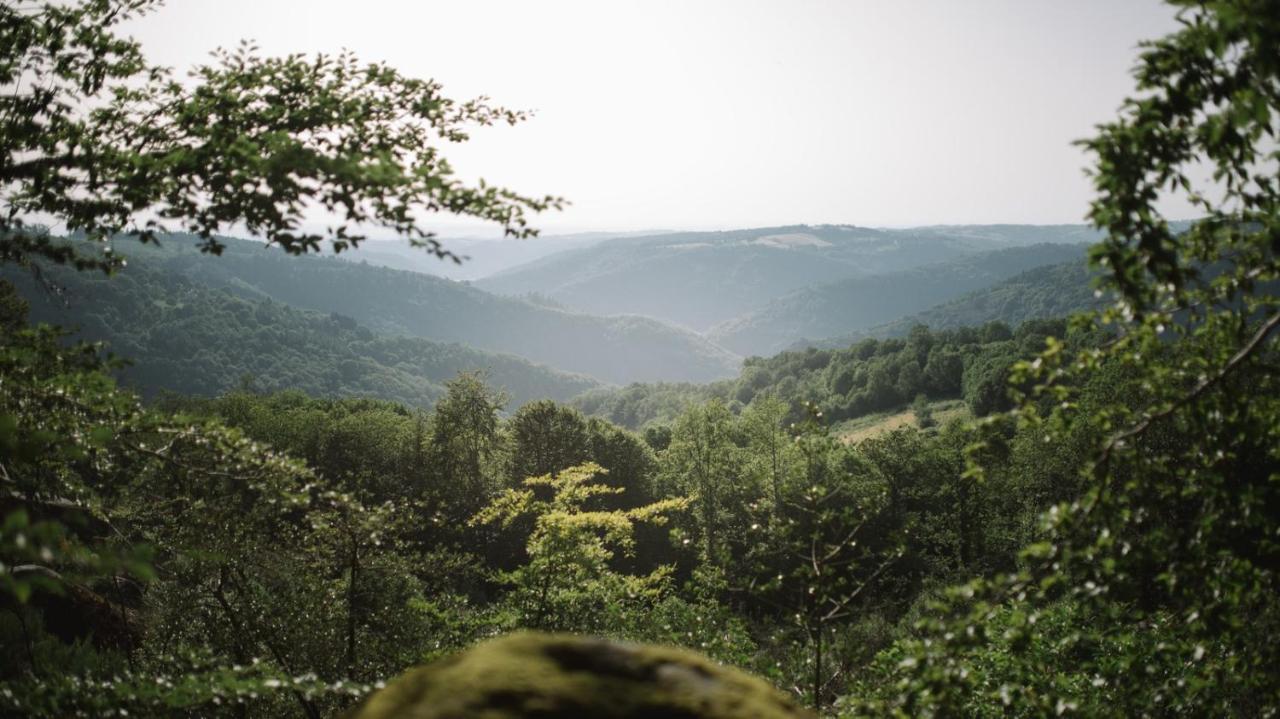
[124,1,1186,234]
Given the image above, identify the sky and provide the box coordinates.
[123,0,1187,235]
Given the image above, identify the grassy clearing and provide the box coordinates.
[834,399,969,444]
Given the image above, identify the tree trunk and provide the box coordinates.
[345,534,360,679]
[813,624,824,711]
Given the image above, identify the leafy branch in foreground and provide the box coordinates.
[0,0,563,275]
[848,2,1280,715]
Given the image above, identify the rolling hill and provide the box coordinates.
[335,231,663,281]
[708,243,1088,355]
[7,261,599,408]
[804,260,1102,348]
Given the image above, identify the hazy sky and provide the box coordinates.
[124,1,1185,234]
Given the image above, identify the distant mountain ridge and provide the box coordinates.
[475,224,1100,331]
[118,235,742,385]
[337,230,669,281]
[709,243,1088,356]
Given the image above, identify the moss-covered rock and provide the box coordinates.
[348,632,811,718]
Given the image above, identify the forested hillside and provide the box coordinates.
[709,243,1086,355]
[805,259,1102,348]
[111,235,742,385]
[477,225,1094,330]
[7,261,598,408]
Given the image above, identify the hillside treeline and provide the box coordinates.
[576,319,1084,429]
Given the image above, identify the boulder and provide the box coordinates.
[348,632,811,718]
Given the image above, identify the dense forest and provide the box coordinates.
[2,0,1279,717]
[0,286,1116,715]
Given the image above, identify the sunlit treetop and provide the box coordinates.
[0,0,564,273]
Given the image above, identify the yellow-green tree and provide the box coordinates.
[471,462,688,632]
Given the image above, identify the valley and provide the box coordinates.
[9,224,1102,415]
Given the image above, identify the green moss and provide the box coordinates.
[348,632,811,718]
